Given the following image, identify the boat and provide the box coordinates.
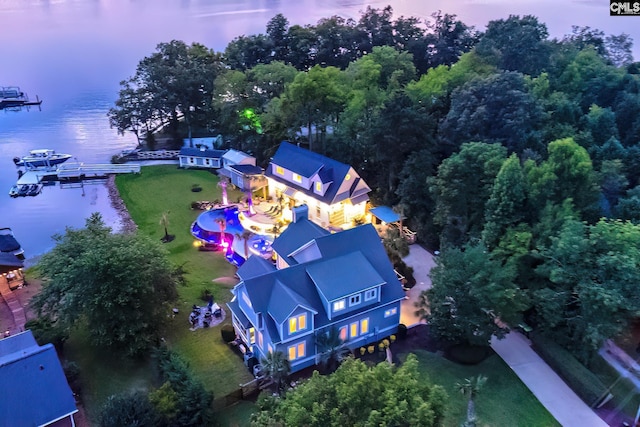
[17,185,30,197]
[13,149,72,168]
[0,228,25,260]
[0,86,42,111]
[8,186,20,197]
[26,184,43,196]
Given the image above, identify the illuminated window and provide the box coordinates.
[360,318,369,334]
[258,331,263,349]
[315,182,322,193]
[249,327,256,344]
[289,314,307,334]
[299,314,307,330]
[350,322,359,338]
[365,289,377,301]
[293,173,302,183]
[316,206,321,218]
[349,294,361,306]
[339,326,347,341]
[345,173,351,180]
[333,300,346,312]
[384,307,397,318]
[288,342,306,360]
[276,165,284,175]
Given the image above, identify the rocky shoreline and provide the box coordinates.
[106,175,137,234]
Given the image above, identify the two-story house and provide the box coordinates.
[265,142,371,229]
[227,205,405,373]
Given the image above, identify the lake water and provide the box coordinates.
[1,0,638,260]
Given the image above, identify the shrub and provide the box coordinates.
[191,184,202,192]
[200,288,212,302]
[532,335,608,406]
[221,324,236,343]
[447,344,492,365]
[397,324,408,340]
[98,391,158,427]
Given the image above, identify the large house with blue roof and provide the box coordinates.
[265,142,371,229]
[227,205,405,373]
[0,330,77,427]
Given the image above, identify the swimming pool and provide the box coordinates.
[190,206,273,266]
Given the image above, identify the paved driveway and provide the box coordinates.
[400,245,436,327]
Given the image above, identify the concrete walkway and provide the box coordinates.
[402,244,608,427]
[492,332,608,427]
[400,245,436,327]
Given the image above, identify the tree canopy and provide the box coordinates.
[31,214,180,357]
[251,354,447,427]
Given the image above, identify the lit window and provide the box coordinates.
[316,206,321,218]
[384,307,398,318]
[276,165,284,175]
[350,322,358,338]
[249,327,256,344]
[289,314,307,334]
[345,173,351,181]
[360,318,369,334]
[339,326,347,341]
[349,294,361,306]
[365,289,377,301]
[288,342,306,360]
[333,300,346,312]
[293,173,302,183]
[315,181,322,193]
[299,314,306,330]
[258,331,263,349]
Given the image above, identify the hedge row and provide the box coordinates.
[531,335,608,407]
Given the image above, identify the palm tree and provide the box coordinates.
[316,327,347,373]
[159,211,173,242]
[218,178,229,206]
[455,375,487,427]
[261,350,290,395]
[215,217,226,246]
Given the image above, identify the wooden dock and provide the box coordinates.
[16,162,140,185]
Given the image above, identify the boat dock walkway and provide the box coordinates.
[16,162,141,185]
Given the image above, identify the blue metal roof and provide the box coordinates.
[306,251,385,302]
[271,217,329,265]
[179,147,226,158]
[231,224,405,342]
[230,164,263,175]
[237,256,276,281]
[0,331,77,426]
[266,142,370,205]
[370,206,401,224]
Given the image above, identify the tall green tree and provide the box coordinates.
[456,375,488,427]
[430,142,507,246]
[31,214,179,357]
[252,354,447,427]
[534,219,640,362]
[420,243,527,346]
[261,351,291,395]
[482,153,527,249]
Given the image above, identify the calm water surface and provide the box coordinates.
[1,0,638,259]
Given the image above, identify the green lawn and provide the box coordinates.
[116,165,253,396]
[405,350,560,427]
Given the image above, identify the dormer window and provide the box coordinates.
[314,181,322,193]
[364,288,377,301]
[289,313,307,333]
[276,165,284,175]
[333,299,346,312]
[293,173,302,183]
[349,294,361,307]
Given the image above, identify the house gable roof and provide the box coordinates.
[237,255,276,281]
[223,149,255,165]
[179,147,226,158]
[271,217,329,265]
[268,280,317,326]
[231,224,405,344]
[265,142,370,205]
[229,164,263,175]
[0,331,77,426]
[306,251,386,302]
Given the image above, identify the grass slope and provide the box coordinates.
[407,350,560,427]
[116,165,253,397]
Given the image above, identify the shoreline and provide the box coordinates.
[106,174,137,234]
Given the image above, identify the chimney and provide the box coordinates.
[292,204,309,223]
